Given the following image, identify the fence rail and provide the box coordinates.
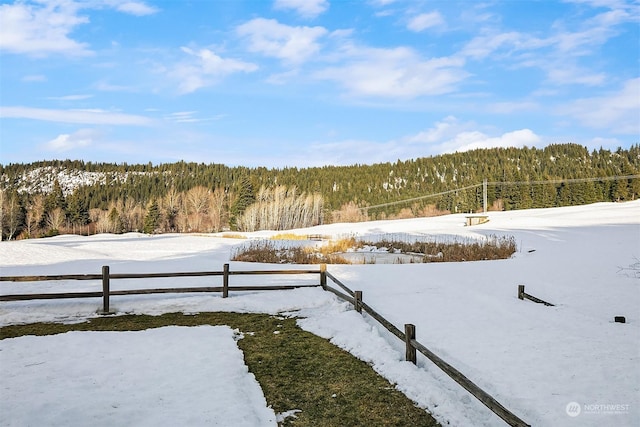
[517,284,555,306]
[1,263,529,426]
[321,270,530,427]
[0,264,321,312]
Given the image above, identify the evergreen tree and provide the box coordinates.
[629,177,640,200]
[66,192,90,226]
[611,179,630,201]
[44,179,66,213]
[230,176,255,230]
[143,200,161,234]
[108,207,123,234]
[2,143,639,237]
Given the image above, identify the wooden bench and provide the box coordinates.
[465,215,489,226]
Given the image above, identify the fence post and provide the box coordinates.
[320,264,327,290]
[354,290,362,313]
[405,324,417,364]
[518,285,525,300]
[101,265,110,314]
[223,263,229,298]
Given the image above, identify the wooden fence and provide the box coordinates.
[1,264,530,426]
[321,267,530,427]
[517,284,555,306]
[0,264,321,313]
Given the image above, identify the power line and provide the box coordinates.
[488,174,640,186]
[361,183,482,211]
[361,174,640,212]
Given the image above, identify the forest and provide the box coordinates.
[1,143,639,240]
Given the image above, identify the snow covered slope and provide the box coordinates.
[1,201,638,426]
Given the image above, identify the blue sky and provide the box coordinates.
[1,0,638,168]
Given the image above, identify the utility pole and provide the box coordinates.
[483,179,488,213]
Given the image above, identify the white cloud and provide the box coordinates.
[0,106,154,125]
[46,94,94,101]
[22,74,47,82]
[236,18,328,65]
[0,1,91,56]
[304,139,407,166]
[172,47,258,94]
[301,117,542,166]
[0,0,158,57]
[461,31,544,60]
[44,128,98,152]
[265,69,300,85]
[314,45,469,98]
[163,111,226,123]
[462,1,635,61]
[370,0,398,6]
[166,111,198,123]
[550,8,632,55]
[406,116,465,144]
[558,77,640,134]
[485,101,539,114]
[273,0,329,18]
[460,1,637,89]
[105,0,159,16]
[546,66,606,86]
[94,81,136,92]
[407,12,444,32]
[436,129,541,154]
[406,117,541,154]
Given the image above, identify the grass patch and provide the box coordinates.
[270,233,309,240]
[1,313,440,427]
[232,235,516,264]
[361,235,517,262]
[231,240,351,264]
[222,233,247,239]
[319,237,360,256]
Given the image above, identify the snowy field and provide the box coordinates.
[1,201,639,426]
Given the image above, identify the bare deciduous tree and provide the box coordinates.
[24,194,46,237]
[2,190,25,240]
[185,186,212,232]
[162,187,182,232]
[90,208,111,234]
[237,185,324,232]
[122,199,144,232]
[46,207,65,233]
[209,187,227,232]
[331,201,368,223]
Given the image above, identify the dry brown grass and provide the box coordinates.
[318,237,360,256]
[222,233,247,239]
[362,235,517,262]
[270,233,308,240]
[231,235,516,264]
[231,240,351,264]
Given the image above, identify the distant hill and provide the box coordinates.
[1,143,639,239]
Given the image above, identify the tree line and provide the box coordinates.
[1,143,639,240]
[0,180,324,239]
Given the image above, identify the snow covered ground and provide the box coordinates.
[1,201,639,426]
[1,326,276,427]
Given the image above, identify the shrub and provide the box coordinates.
[270,233,308,240]
[359,235,517,263]
[231,235,516,264]
[231,240,350,264]
[319,237,360,256]
[222,233,247,239]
